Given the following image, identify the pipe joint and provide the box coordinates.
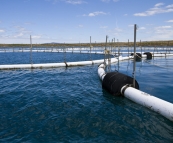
[121,84,132,96]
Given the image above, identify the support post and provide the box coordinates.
[104,35,108,65]
[133,24,137,88]
[140,40,142,55]
[30,35,33,67]
[90,36,92,60]
[80,42,81,53]
[111,39,113,53]
[114,38,115,55]
[117,39,119,71]
[168,41,170,54]
[64,44,66,63]
[108,50,111,72]
[128,39,129,56]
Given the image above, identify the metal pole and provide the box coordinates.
[80,42,81,53]
[117,39,119,71]
[95,41,96,53]
[64,44,66,63]
[133,24,137,88]
[104,35,108,65]
[168,41,170,54]
[140,40,142,55]
[111,39,113,53]
[128,39,129,56]
[114,38,115,54]
[108,50,111,72]
[30,35,33,66]
[90,36,91,60]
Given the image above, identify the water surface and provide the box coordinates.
[0,50,173,142]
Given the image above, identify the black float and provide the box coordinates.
[131,53,142,61]
[102,72,139,96]
[144,52,152,59]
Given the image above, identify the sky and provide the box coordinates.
[0,0,173,44]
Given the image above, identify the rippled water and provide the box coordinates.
[0,51,173,142]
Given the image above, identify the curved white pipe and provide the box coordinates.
[1,52,173,70]
[0,63,67,70]
[0,57,118,70]
[97,64,173,121]
[98,64,106,81]
[121,86,173,121]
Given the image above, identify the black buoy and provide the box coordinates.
[144,52,152,59]
[131,53,142,61]
[102,72,139,96]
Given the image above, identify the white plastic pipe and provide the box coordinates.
[97,64,173,121]
[2,52,173,70]
[66,61,92,66]
[0,63,67,70]
[98,64,106,81]
[142,54,147,58]
[0,57,118,70]
[153,53,173,57]
[121,86,173,121]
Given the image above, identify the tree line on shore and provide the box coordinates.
[0,40,173,48]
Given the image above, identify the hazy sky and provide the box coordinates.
[0,0,173,44]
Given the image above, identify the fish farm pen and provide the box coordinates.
[0,38,173,142]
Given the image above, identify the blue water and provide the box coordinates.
[0,51,173,142]
[0,52,104,65]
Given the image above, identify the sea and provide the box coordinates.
[0,47,173,143]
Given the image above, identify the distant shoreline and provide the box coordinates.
[0,40,173,48]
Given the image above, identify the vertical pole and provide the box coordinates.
[90,36,91,60]
[95,41,96,53]
[128,39,129,56]
[114,38,115,54]
[111,39,113,53]
[168,41,170,54]
[117,39,119,71]
[80,42,81,53]
[64,43,66,63]
[165,41,167,54]
[140,40,142,55]
[30,35,33,68]
[133,24,137,88]
[127,39,130,72]
[108,50,111,72]
[104,35,108,65]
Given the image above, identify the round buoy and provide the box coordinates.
[131,53,142,61]
[102,72,139,96]
[144,52,152,59]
